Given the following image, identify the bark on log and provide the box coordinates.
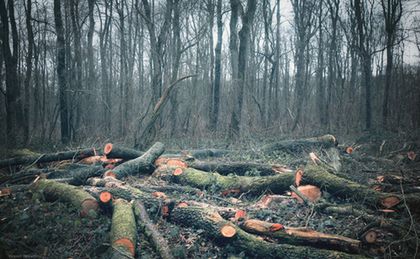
[180,149,230,159]
[302,164,398,207]
[108,142,164,179]
[110,199,136,258]
[133,200,174,259]
[104,143,144,160]
[170,206,365,258]
[188,160,291,176]
[261,135,338,154]
[32,179,98,218]
[0,148,101,168]
[154,166,294,195]
[240,219,361,254]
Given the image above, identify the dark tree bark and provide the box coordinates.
[23,0,34,144]
[353,0,373,130]
[229,0,257,139]
[0,0,21,146]
[70,0,83,139]
[291,0,317,131]
[381,0,402,129]
[210,0,222,131]
[316,1,326,129]
[169,0,181,137]
[99,0,112,134]
[326,0,340,131]
[54,0,70,144]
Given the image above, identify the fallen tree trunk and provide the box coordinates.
[240,219,361,254]
[302,164,400,207]
[31,179,98,218]
[170,206,365,258]
[104,143,143,160]
[110,199,136,258]
[0,148,101,168]
[133,200,174,259]
[107,142,165,179]
[261,134,338,154]
[188,160,291,176]
[154,166,293,195]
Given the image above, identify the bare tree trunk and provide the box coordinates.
[170,0,181,137]
[0,0,22,146]
[70,0,82,140]
[316,1,325,130]
[354,0,372,130]
[229,0,257,140]
[54,0,70,144]
[99,0,112,135]
[291,0,316,131]
[381,0,402,129]
[87,0,96,131]
[210,0,222,131]
[23,0,34,144]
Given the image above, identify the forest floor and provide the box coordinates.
[0,132,419,258]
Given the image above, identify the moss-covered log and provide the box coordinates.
[240,219,361,254]
[108,142,165,179]
[155,166,294,195]
[261,134,338,154]
[32,179,98,218]
[110,199,137,258]
[302,164,397,206]
[188,160,291,176]
[0,148,101,168]
[170,206,365,259]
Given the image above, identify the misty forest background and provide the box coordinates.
[0,0,420,149]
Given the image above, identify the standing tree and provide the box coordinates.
[380,0,402,129]
[209,0,223,131]
[228,0,257,140]
[54,0,70,144]
[0,0,22,146]
[291,0,317,131]
[353,0,373,130]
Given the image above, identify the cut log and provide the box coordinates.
[133,200,174,259]
[107,142,164,179]
[240,219,361,254]
[32,179,98,218]
[188,160,291,176]
[301,164,407,208]
[261,134,338,154]
[155,166,294,195]
[99,190,113,208]
[110,199,136,258]
[290,185,321,204]
[0,148,101,168]
[170,206,365,258]
[104,143,144,160]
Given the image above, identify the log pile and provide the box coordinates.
[0,134,418,258]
